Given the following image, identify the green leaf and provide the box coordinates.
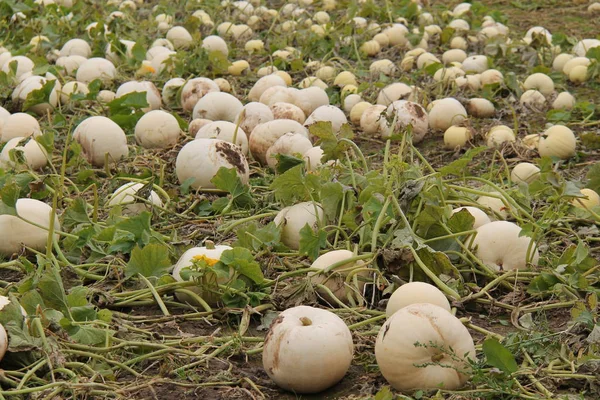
[482,338,518,374]
[586,163,600,193]
[218,247,264,284]
[309,120,353,161]
[527,272,560,295]
[3,321,42,352]
[23,80,56,111]
[211,167,255,209]
[270,164,321,204]
[439,147,488,177]
[374,386,394,400]
[447,209,476,232]
[320,182,345,221]
[38,269,70,314]
[125,243,171,278]
[116,211,153,247]
[131,42,146,62]
[275,154,305,174]
[66,286,89,307]
[0,181,19,216]
[581,132,600,150]
[299,224,327,261]
[61,319,111,345]
[107,91,149,129]
[235,222,281,251]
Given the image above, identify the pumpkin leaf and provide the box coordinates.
[299,224,327,261]
[125,243,171,278]
[482,338,518,374]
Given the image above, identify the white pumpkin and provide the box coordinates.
[274,202,323,250]
[309,250,368,305]
[107,182,163,214]
[175,139,249,190]
[0,199,61,256]
[375,303,476,391]
[471,221,540,271]
[249,119,308,165]
[172,243,232,305]
[262,306,353,393]
[386,282,451,317]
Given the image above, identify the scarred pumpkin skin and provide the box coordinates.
[375,303,476,391]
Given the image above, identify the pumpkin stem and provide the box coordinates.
[299,317,312,326]
[205,240,216,250]
[431,353,444,362]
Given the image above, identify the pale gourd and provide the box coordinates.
[235,102,274,135]
[349,102,371,125]
[342,94,362,114]
[451,206,491,229]
[523,73,554,97]
[471,221,539,271]
[380,100,429,142]
[0,198,61,256]
[376,83,412,107]
[134,110,181,149]
[376,303,476,391]
[444,126,472,149]
[486,125,515,148]
[76,57,116,84]
[249,119,308,165]
[476,192,510,219]
[304,105,348,133]
[195,121,248,155]
[520,90,546,109]
[262,306,353,394]
[466,98,495,118]
[166,26,193,49]
[538,125,576,159]
[386,282,450,317]
[172,242,233,305]
[270,102,306,123]
[248,74,287,102]
[302,146,326,171]
[73,116,128,166]
[552,92,576,110]
[192,92,243,122]
[0,113,41,143]
[360,105,386,135]
[511,163,541,184]
[175,139,249,190]
[309,250,368,305]
[274,202,323,250]
[428,98,467,132]
[571,188,600,209]
[107,182,163,214]
[180,78,220,113]
[0,137,48,170]
[115,81,162,112]
[265,133,312,169]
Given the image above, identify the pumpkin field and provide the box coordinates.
[0,0,599,398]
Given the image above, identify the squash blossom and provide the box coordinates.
[192,254,219,266]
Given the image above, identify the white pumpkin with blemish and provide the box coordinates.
[376,303,476,391]
[262,306,353,393]
[175,139,249,190]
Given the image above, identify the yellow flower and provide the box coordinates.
[192,254,219,266]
